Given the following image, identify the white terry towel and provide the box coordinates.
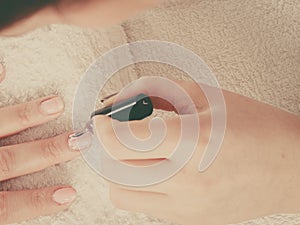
[0,25,164,225]
[122,0,300,224]
[123,0,300,114]
[0,0,299,224]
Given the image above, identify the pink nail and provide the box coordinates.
[68,131,92,151]
[53,187,77,205]
[40,96,64,115]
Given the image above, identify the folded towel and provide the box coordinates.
[0,0,299,224]
[0,25,164,225]
[123,0,300,114]
[123,0,300,224]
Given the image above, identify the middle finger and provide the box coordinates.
[0,131,91,181]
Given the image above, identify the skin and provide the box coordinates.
[0,0,158,224]
[94,78,300,225]
[0,0,159,36]
[1,1,299,224]
[0,67,81,224]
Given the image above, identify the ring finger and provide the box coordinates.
[0,131,92,181]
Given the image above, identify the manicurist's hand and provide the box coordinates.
[94,77,300,225]
[0,64,91,225]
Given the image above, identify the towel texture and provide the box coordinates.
[123,0,300,113]
[0,0,299,225]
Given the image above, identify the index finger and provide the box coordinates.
[94,113,209,161]
[0,96,64,138]
[94,115,179,160]
[104,77,208,114]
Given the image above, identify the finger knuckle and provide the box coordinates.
[0,150,15,179]
[136,77,150,89]
[17,104,32,126]
[29,190,47,211]
[41,138,64,161]
[0,192,8,223]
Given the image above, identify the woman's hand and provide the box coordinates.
[95,77,300,225]
[0,64,91,225]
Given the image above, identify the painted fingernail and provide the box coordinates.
[53,187,77,205]
[40,96,64,115]
[68,131,92,151]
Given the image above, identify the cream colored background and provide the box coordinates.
[0,0,299,224]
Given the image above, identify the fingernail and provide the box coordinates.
[53,187,77,205]
[68,131,92,151]
[40,96,64,115]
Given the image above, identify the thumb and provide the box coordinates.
[109,76,201,114]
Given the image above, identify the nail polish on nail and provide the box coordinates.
[68,131,92,151]
[53,187,76,205]
[40,97,64,115]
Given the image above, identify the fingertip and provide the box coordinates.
[39,96,65,116]
[93,115,111,127]
[52,186,77,206]
[0,186,77,224]
[92,115,114,140]
[68,131,92,152]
